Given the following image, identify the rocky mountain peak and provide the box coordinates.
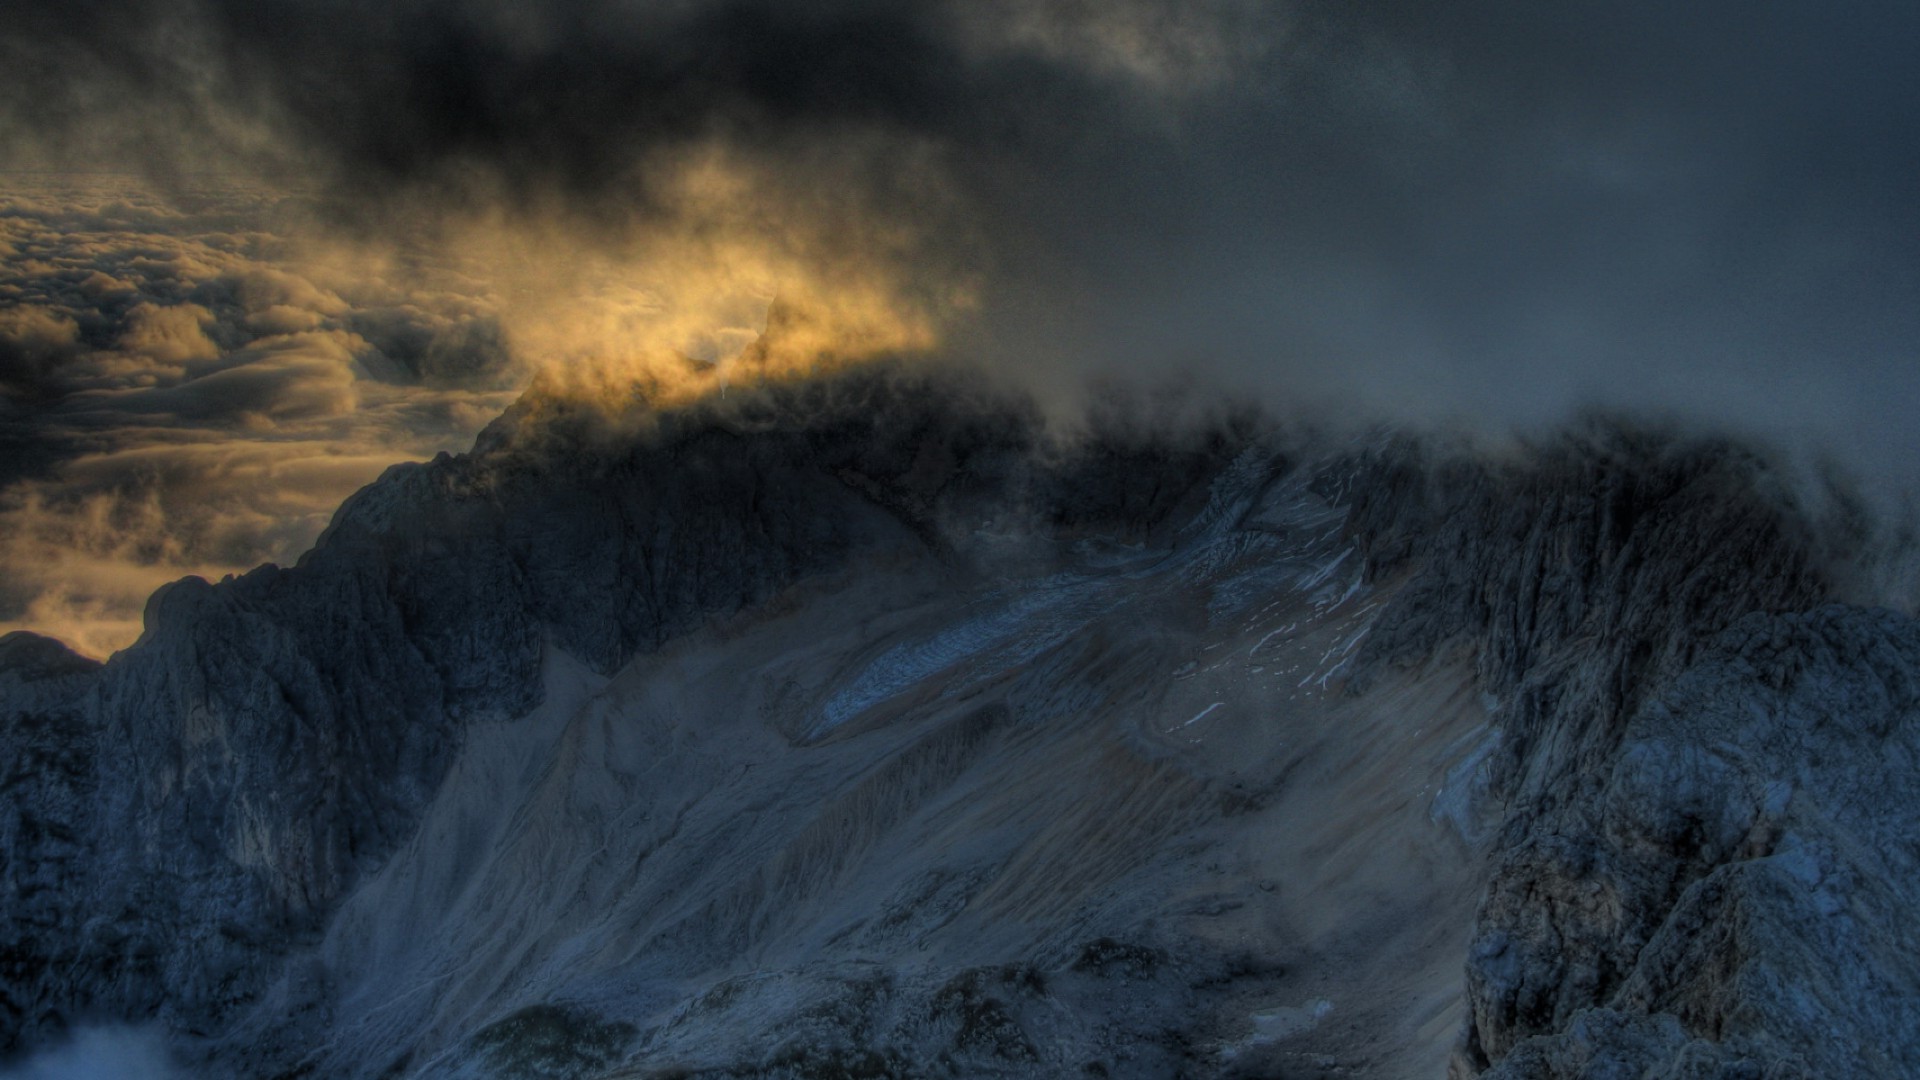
[2,367,1916,1079]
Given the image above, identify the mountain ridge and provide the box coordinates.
[1,364,1915,1078]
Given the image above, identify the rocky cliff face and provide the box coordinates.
[1330,431,1920,1076]
[1,366,1914,1078]
[1470,604,1920,1078]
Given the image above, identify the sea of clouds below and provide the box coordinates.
[0,175,526,656]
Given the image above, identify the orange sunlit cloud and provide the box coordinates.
[0,151,971,656]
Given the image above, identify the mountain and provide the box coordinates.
[2,359,1917,1079]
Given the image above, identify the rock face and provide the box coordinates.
[1330,431,1920,1076]
[1469,605,1920,1078]
[1,365,1916,1078]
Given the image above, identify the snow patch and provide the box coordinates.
[1183,702,1225,728]
[1220,998,1334,1060]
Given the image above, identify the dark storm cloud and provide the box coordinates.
[5,0,1917,435]
[936,0,1920,484]
[5,0,1914,264]
[1,0,1190,211]
[13,0,1909,401]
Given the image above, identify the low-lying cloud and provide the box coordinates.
[0,176,523,655]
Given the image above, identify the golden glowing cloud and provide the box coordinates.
[382,143,973,411]
[0,146,975,655]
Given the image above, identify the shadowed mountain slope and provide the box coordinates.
[1,363,1914,1079]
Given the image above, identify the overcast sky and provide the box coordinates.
[3,0,1918,652]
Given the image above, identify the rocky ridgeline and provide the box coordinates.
[1,363,1916,1077]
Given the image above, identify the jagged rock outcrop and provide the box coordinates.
[1467,605,1920,1078]
[0,633,105,1042]
[1333,428,1920,1076]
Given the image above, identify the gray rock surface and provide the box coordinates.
[1461,606,1920,1079]
[1333,429,1920,1077]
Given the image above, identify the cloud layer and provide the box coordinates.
[3,1,1919,648]
[0,176,522,655]
[7,0,1914,435]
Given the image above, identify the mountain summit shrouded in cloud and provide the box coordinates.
[3,1,1920,640]
[8,0,1917,419]
[6,5,1920,1077]
[0,162,963,654]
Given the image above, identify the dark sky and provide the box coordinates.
[7,1,1917,411]
[2,0,1918,650]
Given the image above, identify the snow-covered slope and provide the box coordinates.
[2,367,1916,1078]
